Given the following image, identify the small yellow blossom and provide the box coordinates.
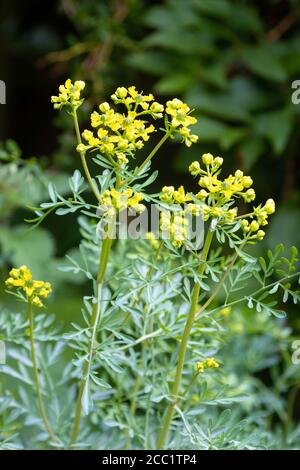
[51,79,85,110]
[189,161,201,176]
[257,230,266,240]
[5,266,52,308]
[196,357,220,373]
[32,296,43,308]
[160,185,191,205]
[160,209,188,248]
[99,188,145,218]
[250,220,259,232]
[165,98,198,146]
[264,198,275,214]
[159,185,196,248]
[185,153,275,241]
[202,153,214,165]
[78,86,165,162]
[243,188,256,202]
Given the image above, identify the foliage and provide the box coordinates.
[128,0,300,172]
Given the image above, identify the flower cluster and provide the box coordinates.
[160,185,191,204]
[188,153,275,240]
[189,153,255,205]
[51,79,85,110]
[196,357,220,374]
[52,81,199,163]
[77,86,165,164]
[99,188,145,218]
[160,209,189,248]
[159,186,199,248]
[157,154,275,247]
[166,98,198,147]
[160,185,199,215]
[5,266,52,308]
[241,198,275,241]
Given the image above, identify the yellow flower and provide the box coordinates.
[264,198,275,215]
[195,189,208,201]
[79,86,165,161]
[214,157,224,167]
[196,357,220,373]
[5,266,52,308]
[202,153,214,165]
[185,153,275,241]
[250,220,259,232]
[204,358,220,369]
[159,209,189,248]
[173,186,191,204]
[241,219,250,233]
[150,102,164,118]
[189,161,201,176]
[210,207,224,218]
[24,286,35,297]
[165,98,198,146]
[99,188,145,218]
[160,185,192,205]
[51,79,85,110]
[112,86,128,99]
[224,208,237,224]
[243,188,256,202]
[257,230,265,240]
[160,186,175,204]
[196,362,205,373]
[32,296,43,308]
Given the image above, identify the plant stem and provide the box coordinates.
[156,229,214,449]
[73,110,102,203]
[134,132,170,176]
[70,108,119,445]
[194,249,240,320]
[69,235,112,447]
[27,301,58,443]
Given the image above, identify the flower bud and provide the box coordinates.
[99,102,110,112]
[202,153,214,165]
[264,198,275,215]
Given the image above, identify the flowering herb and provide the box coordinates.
[2,80,299,451]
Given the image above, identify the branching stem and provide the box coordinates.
[156,229,214,449]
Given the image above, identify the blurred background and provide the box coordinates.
[0,0,299,432]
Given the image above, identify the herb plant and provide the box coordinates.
[1,80,299,450]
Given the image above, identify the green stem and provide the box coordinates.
[156,229,214,449]
[69,124,119,446]
[73,110,101,203]
[134,132,170,176]
[69,235,112,447]
[69,107,117,447]
[194,249,240,320]
[182,373,199,399]
[28,301,58,443]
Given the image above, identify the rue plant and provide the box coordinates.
[1,80,299,450]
